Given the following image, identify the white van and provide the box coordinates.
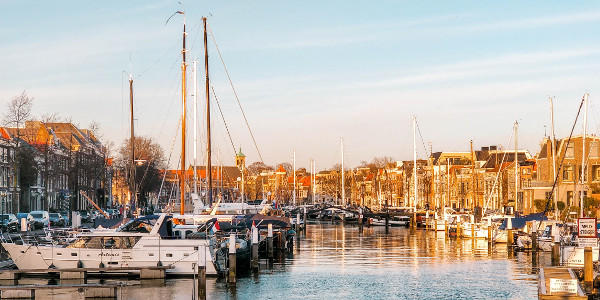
[29,211,50,227]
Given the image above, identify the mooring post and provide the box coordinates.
[228,233,236,284]
[585,247,593,289]
[457,220,462,239]
[303,206,307,231]
[198,263,206,299]
[251,226,259,271]
[296,212,301,232]
[411,211,416,228]
[470,222,475,239]
[487,218,492,242]
[551,243,560,266]
[267,223,274,259]
[531,220,537,252]
[20,218,27,232]
[358,207,363,230]
[507,217,513,248]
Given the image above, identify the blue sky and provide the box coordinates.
[2,1,600,170]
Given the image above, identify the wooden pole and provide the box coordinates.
[551,243,560,266]
[198,264,206,299]
[444,220,448,239]
[585,247,593,287]
[228,233,236,283]
[267,223,274,259]
[251,226,259,271]
[204,17,213,207]
[457,220,462,239]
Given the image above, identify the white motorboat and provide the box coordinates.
[370,216,410,227]
[1,214,217,276]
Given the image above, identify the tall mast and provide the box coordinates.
[129,74,136,210]
[514,121,518,213]
[180,14,187,215]
[413,116,417,210]
[203,17,213,207]
[581,93,588,217]
[470,140,475,210]
[293,149,296,206]
[341,138,345,206]
[550,97,558,218]
[193,60,198,196]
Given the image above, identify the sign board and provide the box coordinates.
[578,237,598,248]
[578,218,597,238]
[549,278,578,295]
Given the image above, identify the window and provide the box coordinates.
[593,165,600,181]
[567,191,574,206]
[591,141,600,158]
[566,143,575,158]
[563,165,574,181]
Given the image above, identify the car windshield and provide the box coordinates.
[0,215,9,221]
[31,213,43,219]
[50,213,59,218]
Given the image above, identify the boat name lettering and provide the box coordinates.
[99,253,120,257]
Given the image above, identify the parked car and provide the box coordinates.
[58,211,70,226]
[49,213,64,227]
[0,214,19,232]
[16,213,35,230]
[79,210,91,223]
[30,211,50,228]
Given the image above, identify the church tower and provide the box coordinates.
[236,147,246,170]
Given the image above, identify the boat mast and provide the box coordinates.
[193,60,198,196]
[293,149,296,206]
[341,138,345,207]
[413,116,417,210]
[129,73,136,210]
[179,12,187,216]
[550,97,558,218]
[203,17,213,207]
[581,93,588,217]
[514,121,518,213]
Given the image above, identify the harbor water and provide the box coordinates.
[22,223,540,299]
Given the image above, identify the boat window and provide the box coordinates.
[185,230,193,237]
[67,236,140,249]
[166,253,173,257]
[71,253,77,256]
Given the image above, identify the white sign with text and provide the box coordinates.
[549,278,578,295]
[578,218,597,238]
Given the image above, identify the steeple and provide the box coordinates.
[236,147,246,170]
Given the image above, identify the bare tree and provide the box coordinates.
[3,91,34,213]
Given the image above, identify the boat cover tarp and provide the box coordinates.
[94,217,130,229]
[499,212,548,230]
[234,214,291,229]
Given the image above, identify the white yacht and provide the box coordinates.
[1,214,217,276]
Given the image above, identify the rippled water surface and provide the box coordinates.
[26,223,542,299]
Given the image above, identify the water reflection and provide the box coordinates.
[14,223,540,299]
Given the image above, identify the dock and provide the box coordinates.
[538,267,587,299]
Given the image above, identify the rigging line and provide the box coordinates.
[137,39,180,78]
[157,115,181,208]
[207,21,264,163]
[146,55,181,137]
[415,118,428,158]
[482,129,514,216]
[211,85,236,155]
[541,95,586,223]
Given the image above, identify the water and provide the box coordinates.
[22,223,541,299]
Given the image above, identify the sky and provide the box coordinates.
[2,1,600,170]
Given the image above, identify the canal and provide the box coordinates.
[26,223,541,299]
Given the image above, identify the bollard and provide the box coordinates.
[507,217,513,247]
[585,247,593,287]
[297,212,302,232]
[531,221,537,252]
[303,207,307,231]
[251,226,259,271]
[425,211,429,231]
[229,233,236,283]
[487,218,492,241]
[551,243,560,266]
[198,264,206,299]
[412,212,416,228]
[267,223,274,259]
